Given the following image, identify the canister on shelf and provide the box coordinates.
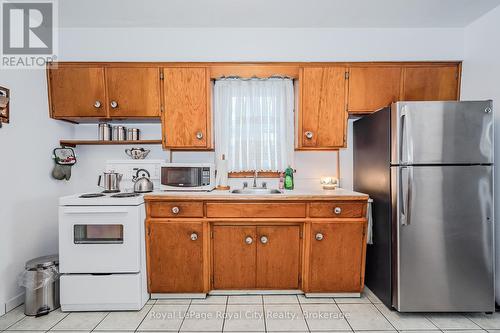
[113,126,127,141]
[98,123,111,141]
[127,128,140,141]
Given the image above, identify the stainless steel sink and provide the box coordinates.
[231,188,282,194]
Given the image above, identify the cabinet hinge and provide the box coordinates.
[210,231,214,239]
[147,227,151,237]
[299,230,303,239]
[211,276,214,284]
[345,71,349,80]
[160,72,164,80]
[298,275,302,284]
[160,105,164,113]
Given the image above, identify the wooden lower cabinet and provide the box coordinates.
[147,222,204,293]
[213,226,256,289]
[308,221,366,292]
[212,225,301,289]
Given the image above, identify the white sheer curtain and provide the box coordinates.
[214,78,295,172]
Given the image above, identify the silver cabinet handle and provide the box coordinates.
[94,101,102,108]
[196,131,203,140]
[334,207,342,215]
[190,233,198,241]
[315,233,324,241]
[171,206,180,214]
[245,236,253,245]
[110,101,118,109]
[305,131,313,139]
[260,236,268,244]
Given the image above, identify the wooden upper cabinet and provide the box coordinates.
[402,65,460,101]
[309,221,365,292]
[300,67,347,149]
[105,67,161,118]
[163,67,211,149]
[49,66,107,118]
[348,66,402,114]
[147,222,205,293]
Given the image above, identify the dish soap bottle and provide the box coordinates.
[284,166,294,190]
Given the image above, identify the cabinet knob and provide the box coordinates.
[110,101,118,109]
[94,101,102,108]
[260,236,268,244]
[190,232,198,241]
[305,131,313,139]
[196,131,203,140]
[245,236,253,245]
[315,233,324,241]
[171,206,180,214]
[334,207,342,215]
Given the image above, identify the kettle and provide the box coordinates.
[98,171,123,193]
[133,168,154,193]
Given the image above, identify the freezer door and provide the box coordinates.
[391,101,493,165]
[393,165,494,312]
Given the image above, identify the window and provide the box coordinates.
[214,78,295,173]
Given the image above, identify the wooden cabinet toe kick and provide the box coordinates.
[145,198,368,294]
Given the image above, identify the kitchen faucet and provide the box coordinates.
[253,170,258,188]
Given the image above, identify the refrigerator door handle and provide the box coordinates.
[399,166,413,226]
[399,106,413,164]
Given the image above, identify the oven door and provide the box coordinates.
[161,167,202,188]
[59,205,142,274]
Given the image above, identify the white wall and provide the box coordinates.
[1,26,465,311]
[461,5,500,304]
[0,70,74,314]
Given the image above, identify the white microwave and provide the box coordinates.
[160,163,215,191]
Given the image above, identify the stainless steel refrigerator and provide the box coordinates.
[354,101,494,312]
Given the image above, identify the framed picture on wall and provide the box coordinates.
[0,86,9,124]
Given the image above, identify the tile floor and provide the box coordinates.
[1,288,499,333]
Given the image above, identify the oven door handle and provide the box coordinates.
[63,208,129,214]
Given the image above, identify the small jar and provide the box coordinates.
[98,123,111,141]
[113,126,127,141]
[127,128,140,140]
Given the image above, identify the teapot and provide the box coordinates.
[125,147,150,160]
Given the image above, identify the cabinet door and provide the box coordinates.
[106,67,161,118]
[348,66,401,114]
[256,226,301,289]
[163,67,209,149]
[147,222,204,293]
[309,222,365,292]
[49,66,107,118]
[301,67,347,149]
[403,66,459,101]
[212,226,256,289]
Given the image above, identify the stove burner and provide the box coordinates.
[110,192,140,198]
[102,189,120,194]
[79,193,105,198]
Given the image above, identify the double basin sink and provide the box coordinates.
[231,187,282,195]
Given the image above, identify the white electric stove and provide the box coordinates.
[58,160,162,311]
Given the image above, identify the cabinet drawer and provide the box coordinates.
[309,202,365,218]
[206,203,306,218]
[149,202,204,218]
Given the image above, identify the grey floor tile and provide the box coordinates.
[426,313,481,330]
[298,295,335,304]
[264,304,308,332]
[335,294,371,304]
[4,331,46,333]
[137,304,188,331]
[399,331,440,333]
[263,295,299,304]
[155,299,192,305]
[223,304,265,332]
[338,303,393,331]
[442,330,487,333]
[51,311,108,331]
[301,303,351,331]
[192,296,227,305]
[362,288,383,304]
[353,331,395,333]
[8,309,68,331]
[94,304,152,331]
[180,304,225,332]
[227,296,263,305]
[375,303,437,330]
[0,305,26,330]
[467,313,500,330]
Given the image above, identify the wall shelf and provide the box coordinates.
[60,139,162,147]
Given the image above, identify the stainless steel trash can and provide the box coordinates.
[21,255,60,316]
